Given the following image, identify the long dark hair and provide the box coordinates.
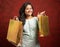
[18,2,34,25]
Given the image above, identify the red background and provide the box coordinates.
[0,0,60,47]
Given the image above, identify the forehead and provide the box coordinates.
[26,4,32,8]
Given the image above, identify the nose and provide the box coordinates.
[28,9,33,12]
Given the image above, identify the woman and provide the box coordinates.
[15,2,45,47]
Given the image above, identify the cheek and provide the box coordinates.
[25,9,33,14]
[30,9,33,12]
[25,10,28,14]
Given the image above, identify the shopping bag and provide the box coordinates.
[6,19,23,45]
[38,15,49,37]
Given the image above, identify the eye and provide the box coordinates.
[26,8,29,10]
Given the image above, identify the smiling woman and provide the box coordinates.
[14,2,46,47]
[16,2,40,47]
[0,0,59,47]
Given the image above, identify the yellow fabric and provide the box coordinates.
[38,15,49,37]
[7,19,23,45]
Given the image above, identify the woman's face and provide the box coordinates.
[25,4,33,16]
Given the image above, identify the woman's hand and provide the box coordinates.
[37,11,46,18]
[16,43,21,47]
[13,16,19,21]
[37,11,47,37]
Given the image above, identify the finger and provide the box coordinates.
[43,11,46,13]
[40,11,46,15]
[13,16,19,20]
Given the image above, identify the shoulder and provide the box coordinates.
[33,16,38,21]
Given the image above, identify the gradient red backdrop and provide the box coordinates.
[0,0,60,47]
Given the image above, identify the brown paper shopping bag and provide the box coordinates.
[7,19,23,45]
[38,15,49,37]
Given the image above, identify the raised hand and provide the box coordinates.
[13,16,19,21]
[37,11,46,18]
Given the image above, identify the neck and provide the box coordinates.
[26,15,33,19]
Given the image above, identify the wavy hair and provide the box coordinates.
[18,2,34,25]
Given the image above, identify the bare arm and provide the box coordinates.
[37,11,46,37]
